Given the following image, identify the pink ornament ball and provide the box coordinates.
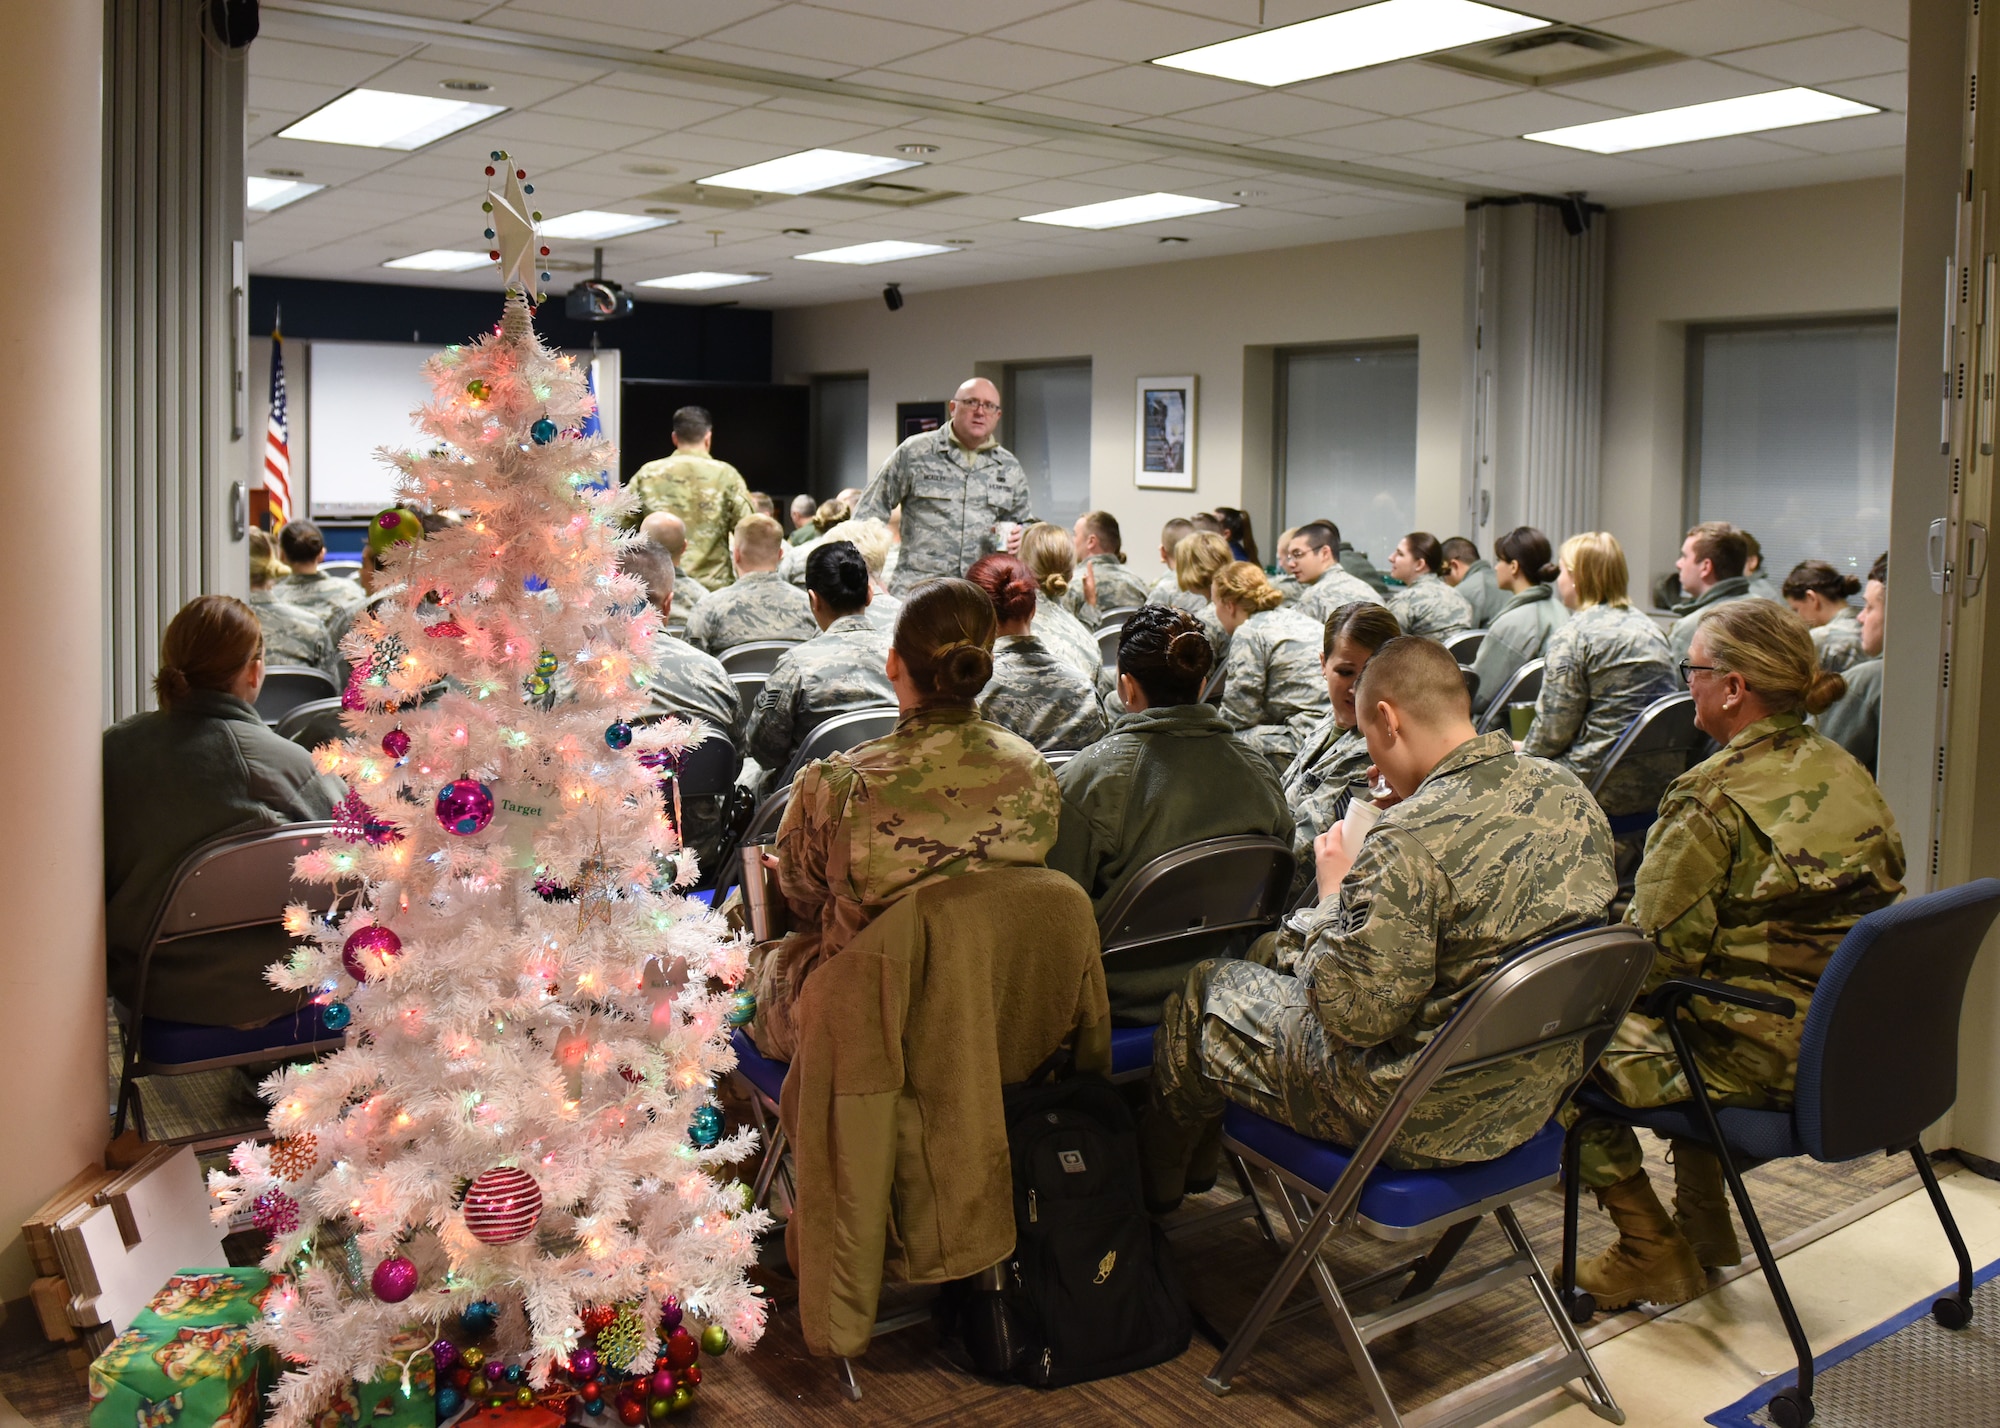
[382,728,411,760]
[372,1255,419,1303]
[462,1166,543,1245]
[435,778,496,836]
[567,1348,598,1380]
[341,924,402,981]
[648,1369,675,1398]
[658,1299,682,1333]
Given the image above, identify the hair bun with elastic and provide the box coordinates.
[1165,628,1213,680]
[934,640,994,699]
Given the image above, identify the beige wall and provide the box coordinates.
[773,177,1904,590]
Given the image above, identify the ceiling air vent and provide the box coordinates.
[819,179,962,208]
[1426,26,1678,87]
[639,179,962,211]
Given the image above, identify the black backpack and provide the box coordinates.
[941,1073,1192,1388]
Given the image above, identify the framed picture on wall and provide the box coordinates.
[1136,376,1195,489]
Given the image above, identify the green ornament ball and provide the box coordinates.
[699,1324,729,1356]
[535,650,559,677]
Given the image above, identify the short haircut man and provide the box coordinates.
[731,513,786,571]
[1295,520,1339,555]
[1160,517,1195,558]
[1440,536,1480,572]
[1355,635,1472,732]
[747,490,775,517]
[641,510,688,561]
[790,493,818,529]
[620,540,677,613]
[1078,510,1122,556]
[1190,512,1225,536]
[1684,521,1749,582]
[279,520,326,567]
[672,405,713,447]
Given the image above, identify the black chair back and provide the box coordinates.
[1096,623,1125,670]
[1097,836,1293,980]
[717,640,802,677]
[1459,665,1480,700]
[730,670,770,710]
[275,696,347,750]
[664,731,739,800]
[1476,658,1544,735]
[1444,629,1486,663]
[256,666,340,723]
[1587,692,1706,799]
[1798,879,2000,1162]
[780,706,899,784]
[320,561,363,581]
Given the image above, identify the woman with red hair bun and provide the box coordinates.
[966,553,1109,752]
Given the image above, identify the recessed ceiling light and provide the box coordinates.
[247,176,324,211]
[537,210,676,240]
[1524,86,1879,153]
[794,240,956,265]
[1021,192,1238,230]
[638,272,772,291]
[265,167,305,178]
[1153,0,1548,88]
[278,88,505,150]
[701,148,922,195]
[897,143,940,154]
[383,249,490,272]
[441,78,491,92]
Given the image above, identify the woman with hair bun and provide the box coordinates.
[1469,526,1568,712]
[1574,597,1903,1312]
[747,578,1062,1059]
[1019,521,1108,684]
[967,553,1108,752]
[103,595,344,1028]
[1209,561,1330,771]
[1046,604,1292,1022]
[1782,559,1866,673]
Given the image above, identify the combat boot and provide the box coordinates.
[1575,1171,1708,1311]
[1671,1141,1742,1269]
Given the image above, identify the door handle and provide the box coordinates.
[1966,521,1988,599]
[1930,517,1950,595]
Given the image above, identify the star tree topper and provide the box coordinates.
[483,150,552,299]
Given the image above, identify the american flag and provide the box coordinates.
[263,328,292,524]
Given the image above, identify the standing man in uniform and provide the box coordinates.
[855,377,1033,594]
[628,406,753,589]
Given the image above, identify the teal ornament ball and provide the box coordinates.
[321,1001,352,1032]
[605,721,632,750]
[531,417,558,445]
[461,1299,500,1336]
[725,990,756,1027]
[688,1105,724,1149]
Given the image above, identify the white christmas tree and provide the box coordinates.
[209,154,766,1428]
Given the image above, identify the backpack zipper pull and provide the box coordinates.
[1028,1189,1037,1223]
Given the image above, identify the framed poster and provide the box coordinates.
[897,400,948,440]
[1136,376,1195,489]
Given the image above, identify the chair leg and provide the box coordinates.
[750,1116,788,1212]
[836,1357,860,1402]
[1229,1153,1280,1249]
[1910,1148,1976,1329]
[1394,1216,1479,1303]
[1494,1204,1624,1425]
[1560,1111,1600,1323]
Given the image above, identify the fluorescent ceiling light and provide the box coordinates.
[1525,86,1879,153]
[537,210,676,240]
[638,272,770,291]
[1153,0,1547,88]
[383,249,490,272]
[793,240,956,266]
[700,148,921,195]
[278,88,505,150]
[246,176,323,211]
[1021,192,1238,229]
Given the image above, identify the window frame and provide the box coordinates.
[1272,337,1421,553]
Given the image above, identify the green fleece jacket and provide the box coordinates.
[1048,703,1292,1020]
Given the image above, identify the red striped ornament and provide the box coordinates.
[463,1167,543,1245]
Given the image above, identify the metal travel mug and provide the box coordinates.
[740,838,785,942]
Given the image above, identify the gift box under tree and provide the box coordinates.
[89,1270,281,1428]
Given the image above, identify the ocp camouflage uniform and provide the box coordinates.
[1666,576,1754,663]
[1814,656,1881,776]
[1296,566,1383,626]
[748,706,1060,1058]
[273,571,367,647]
[742,614,895,772]
[1577,714,1904,1186]
[1387,573,1474,639]
[627,450,754,588]
[248,590,336,676]
[1083,554,1152,615]
[1470,584,1567,713]
[1451,559,1507,628]
[1811,608,1865,674]
[978,634,1109,752]
[1216,606,1332,773]
[1521,602,1679,816]
[643,631,744,877]
[1280,715,1372,903]
[682,570,817,655]
[1153,731,1616,1168]
[854,427,1032,593]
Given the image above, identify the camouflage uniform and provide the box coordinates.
[1747,572,1783,603]
[1452,559,1508,628]
[1082,555,1152,615]
[1271,571,1305,607]
[1577,714,1904,1186]
[682,570,817,655]
[273,571,367,647]
[1811,608,1865,674]
[777,528,845,587]
[1153,731,1616,1167]
[248,590,336,676]
[1666,576,1754,663]
[673,566,710,606]
[1217,607,1332,773]
[1296,566,1384,626]
[1340,543,1392,597]
[627,450,754,588]
[1146,573,1208,615]
[977,634,1109,752]
[864,589,904,633]
[1032,594,1112,692]
[742,614,896,773]
[1814,657,1881,776]
[854,427,1032,594]
[747,706,1061,1059]
[1521,603,1679,817]
[644,631,744,876]
[1470,585,1567,713]
[1387,573,1474,640]
[1280,716,1372,903]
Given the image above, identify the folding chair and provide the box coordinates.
[1096,836,1294,1082]
[646,731,742,889]
[1444,629,1486,663]
[1042,749,1078,771]
[113,823,355,1143]
[1475,657,1543,736]
[1560,879,2000,1428]
[778,706,900,786]
[1097,604,1143,625]
[1459,665,1480,701]
[319,560,363,581]
[1208,924,1653,1428]
[1097,622,1126,670]
[255,666,340,724]
[717,640,804,677]
[1586,693,1708,839]
[729,670,769,712]
[274,696,347,750]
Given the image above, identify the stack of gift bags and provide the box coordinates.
[89,1269,436,1428]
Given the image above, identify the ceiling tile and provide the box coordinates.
[1118,116,1259,144]
[531,84,739,130]
[360,58,586,109]
[1287,62,1519,115]
[667,40,858,78]
[479,110,660,152]
[493,0,777,42]
[1550,59,1784,110]
[1027,62,1256,114]
[877,36,1121,90]
[844,67,1016,102]
[1419,90,1629,138]
[1606,133,1816,172]
[697,4,962,68]
[682,107,883,146]
[254,11,421,55]
[1822,71,1906,111]
[594,69,769,106]
[1770,109,1906,152]
[989,1,1251,64]
[247,78,348,126]
[999,92,1149,125]
[1167,92,1377,137]
[1599,0,1848,56]
[483,5,694,51]
[1780,0,1908,40]
[954,146,1125,177]
[248,36,404,85]
[1412,136,1576,174]
[1298,117,1490,155]
[811,0,1073,29]
[1718,28,1907,85]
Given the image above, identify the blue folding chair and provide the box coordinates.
[1586,692,1708,840]
[1207,925,1655,1428]
[1560,879,2000,1428]
[731,1027,794,1217]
